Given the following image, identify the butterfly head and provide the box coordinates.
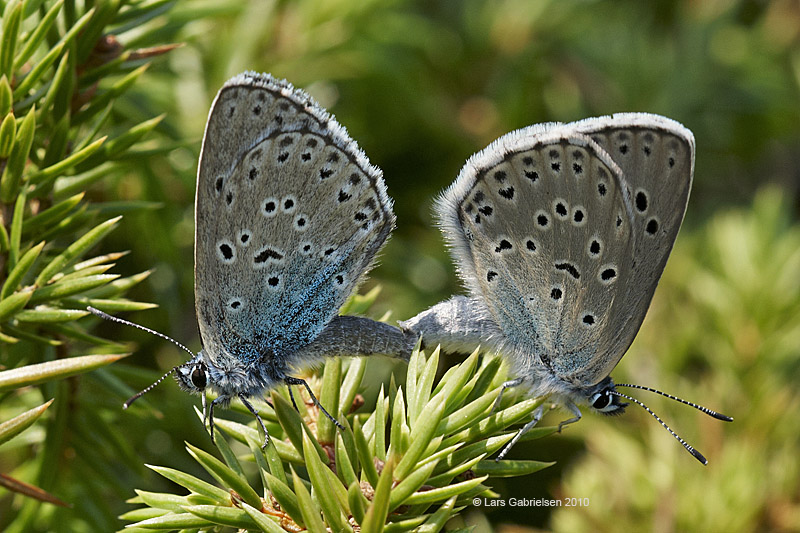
[175,355,209,394]
[584,377,628,416]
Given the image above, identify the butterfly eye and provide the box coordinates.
[191,366,207,390]
[591,391,611,410]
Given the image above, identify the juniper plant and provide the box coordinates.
[123,342,555,532]
[0,0,195,530]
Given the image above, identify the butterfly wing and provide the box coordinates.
[438,114,693,388]
[570,114,694,382]
[195,72,394,368]
[438,124,636,387]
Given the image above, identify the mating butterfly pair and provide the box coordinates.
[94,72,730,464]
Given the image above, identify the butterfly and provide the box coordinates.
[401,114,731,463]
[92,72,416,445]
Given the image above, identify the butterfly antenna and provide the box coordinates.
[123,364,183,408]
[610,390,709,465]
[87,306,195,357]
[87,306,194,408]
[615,383,733,421]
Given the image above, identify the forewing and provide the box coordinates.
[195,72,394,365]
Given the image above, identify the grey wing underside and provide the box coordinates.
[437,127,636,387]
[195,72,394,365]
[437,114,694,387]
[570,113,694,380]
[399,296,504,355]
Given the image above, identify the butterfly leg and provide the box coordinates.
[206,396,226,445]
[287,383,300,411]
[201,392,209,428]
[284,376,345,430]
[239,393,270,449]
[557,402,583,433]
[495,404,544,461]
[491,377,525,414]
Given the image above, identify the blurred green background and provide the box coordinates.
[4,0,800,530]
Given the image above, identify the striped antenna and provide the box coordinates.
[610,388,726,465]
[87,307,194,407]
[615,383,733,421]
